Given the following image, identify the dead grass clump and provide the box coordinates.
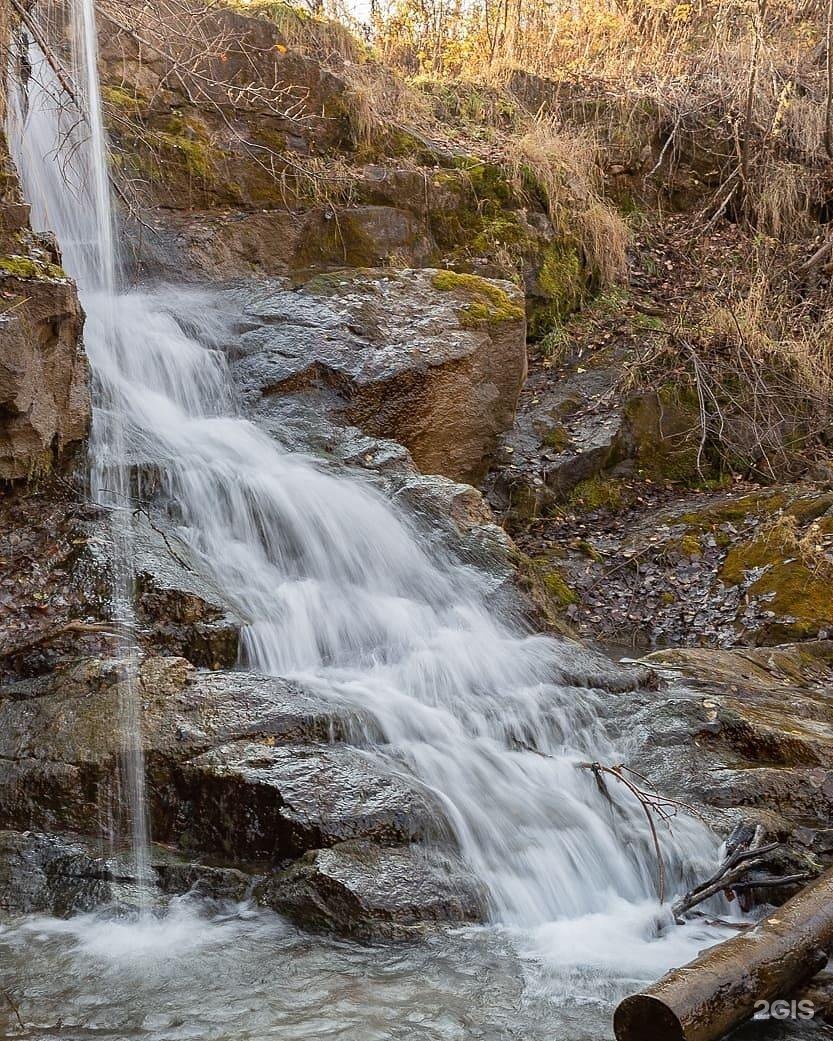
[236,0,368,66]
[511,117,629,286]
[751,161,812,241]
[341,63,430,147]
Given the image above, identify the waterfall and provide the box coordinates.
[6,4,716,932]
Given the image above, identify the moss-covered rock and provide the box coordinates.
[431,270,525,327]
[508,549,577,632]
[528,241,586,340]
[568,474,625,511]
[625,384,713,484]
[0,253,65,279]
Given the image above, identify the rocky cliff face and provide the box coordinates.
[0,25,89,481]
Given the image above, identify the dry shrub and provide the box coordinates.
[342,63,429,146]
[629,262,833,478]
[511,117,629,286]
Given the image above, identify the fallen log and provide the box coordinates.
[614,867,833,1041]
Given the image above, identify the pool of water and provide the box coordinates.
[3,897,829,1040]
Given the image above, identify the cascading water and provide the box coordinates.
[6,0,724,1002]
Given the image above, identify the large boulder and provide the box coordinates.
[264,840,485,939]
[0,657,442,863]
[229,268,527,483]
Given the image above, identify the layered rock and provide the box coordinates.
[619,641,833,882]
[0,655,482,935]
[0,114,89,479]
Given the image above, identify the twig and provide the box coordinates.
[9,0,80,106]
[577,761,702,903]
[669,825,811,920]
[3,990,24,1031]
[2,619,125,660]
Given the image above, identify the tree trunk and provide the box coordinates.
[614,868,833,1041]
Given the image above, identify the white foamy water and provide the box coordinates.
[1,6,742,1034]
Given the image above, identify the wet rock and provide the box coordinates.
[392,474,495,534]
[263,840,485,939]
[620,642,833,872]
[130,517,243,667]
[489,338,629,516]
[0,831,112,915]
[153,860,253,902]
[171,742,443,860]
[228,268,527,483]
[0,267,88,483]
[0,657,364,838]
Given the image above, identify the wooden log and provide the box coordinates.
[614,868,833,1041]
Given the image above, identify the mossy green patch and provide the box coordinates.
[678,492,785,531]
[568,475,624,511]
[721,526,833,638]
[540,567,579,607]
[101,84,145,114]
[679,533,702,557]
[541,425,571,452]
[529,241,586,340]
[0,254,65,279]
[431,270,524,327]
[727,554,833,637]
[452,157,515,209]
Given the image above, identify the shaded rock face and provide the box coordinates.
[228,268,527,483]
[0,831,112,915]
[0,138,89,480]
[0,487,243,681]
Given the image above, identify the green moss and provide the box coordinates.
[723,546,833,637]
[471,214,531,253]
[679,534,702,557]
[0,254,65,279]
[721,537,779,585]
[101,85,144,113]
[153,127,215,180]
[577,539,603,562]
[541,425,571,452]
[540,567,579,606]
[431,270,524,326]
[507,548,575,633]
[679,492,786,531]
[568,475,624,511]
[529,241,586,340]
[452,157,515,209]
[785,492,833,524]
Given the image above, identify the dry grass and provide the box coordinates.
[237,0,368,66]
[511,117,629,286]
[627,255,833,479]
